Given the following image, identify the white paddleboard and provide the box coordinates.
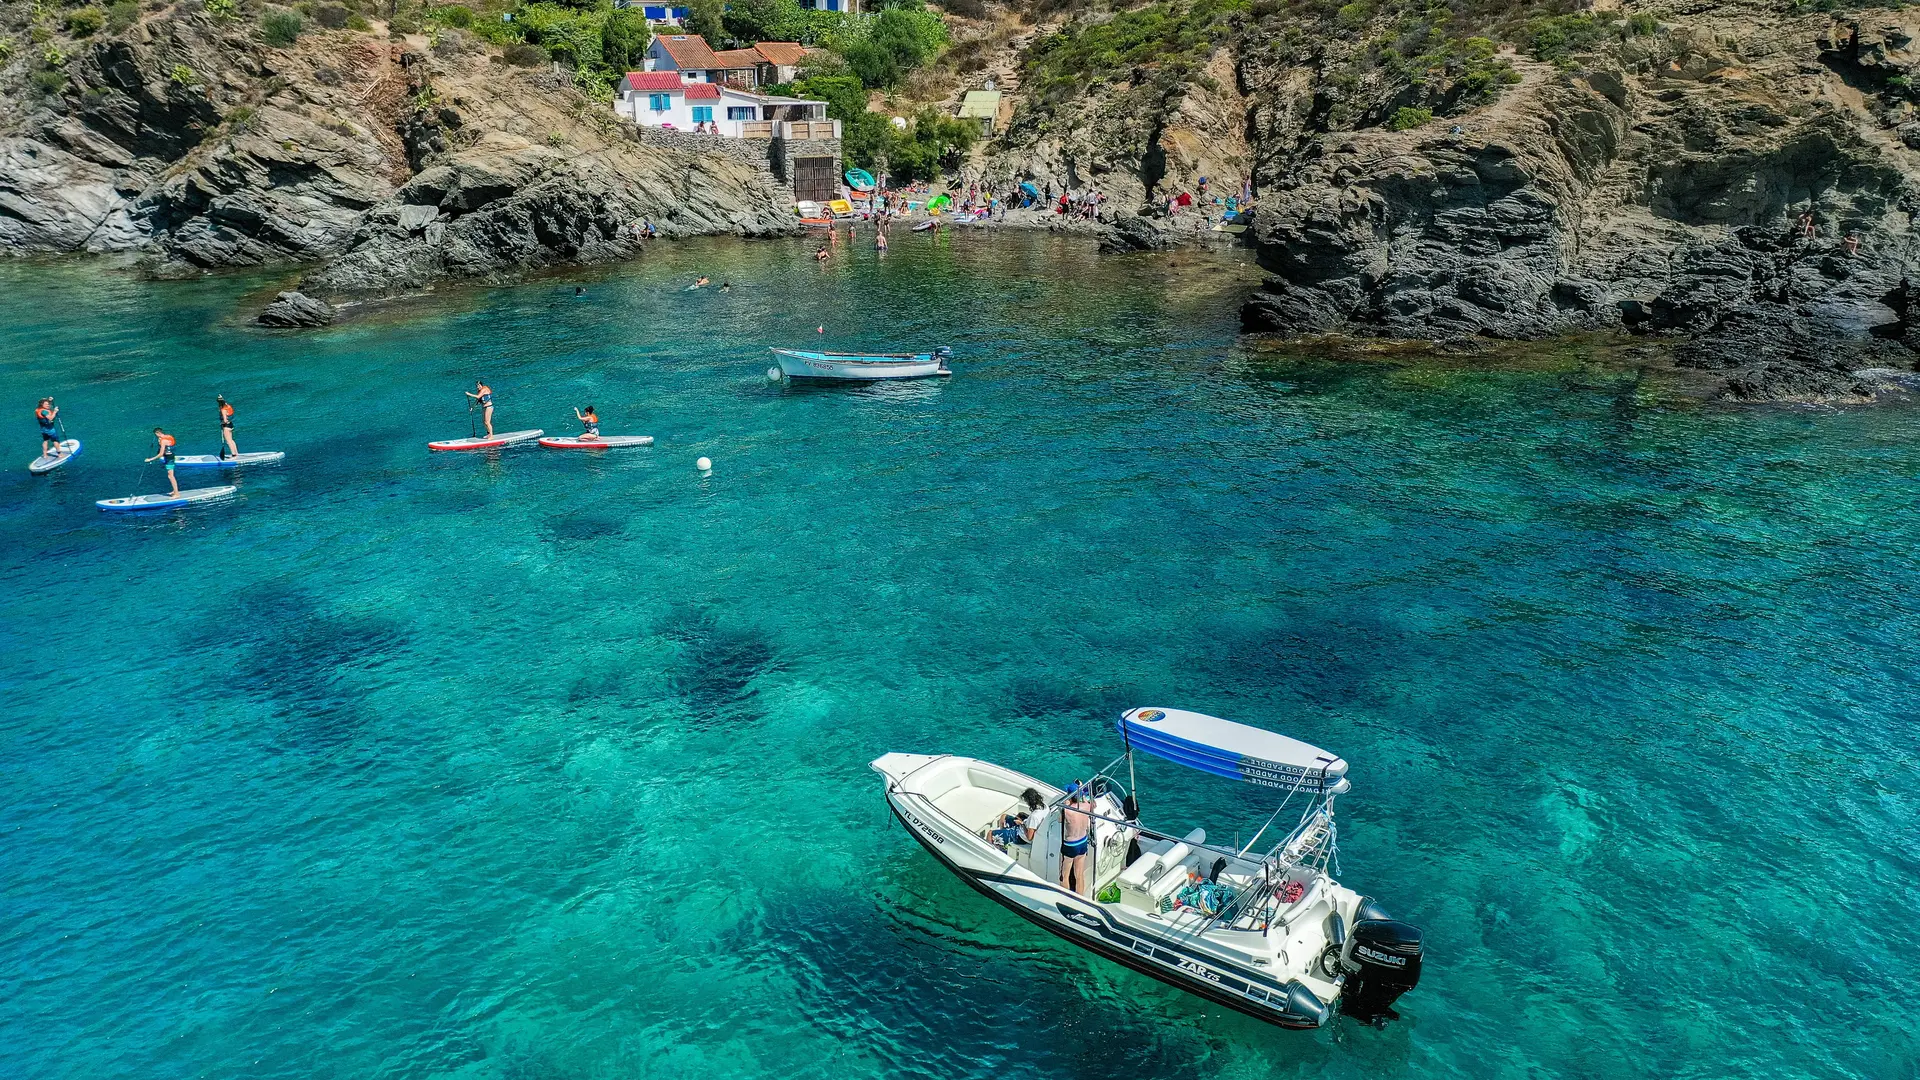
[538,435,654,449]
[174,451,286,468]
[428,429,544,451]
[29,439,80,474]
[97,485,238,511]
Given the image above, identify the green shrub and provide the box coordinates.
[434,3,474,27]
[65,7,106,36]
[30,68,67,94]
[1335,1,1370,27]
[501,41,546,65]
[886,107,977,181]
[1389,105,1432,130]
[346,13,368,28]
[43,44,68,67]
[388,11,422,33]
[261,8,303,45]
[205,0,237,18]
[107,0,141,30]
[0,36,13,62]
[170,62,196,84]
[1626,12,1658,36]
[312,2,348,28]
[1520,12,1619,65]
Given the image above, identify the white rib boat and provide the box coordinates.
[871,707,1423,1029]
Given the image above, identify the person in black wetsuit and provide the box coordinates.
[216,395,238,460]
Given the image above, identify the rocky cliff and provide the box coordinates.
[974,0,1920,400]
[0,9,796,313]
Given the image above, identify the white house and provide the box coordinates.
[615,71,833,137]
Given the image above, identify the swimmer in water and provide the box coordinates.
[693,276,710,288]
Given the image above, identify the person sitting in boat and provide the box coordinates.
[1060,783,1094,896]
[991,789,1046,847]
[574,404,599,440]
[1173,865,1237,917]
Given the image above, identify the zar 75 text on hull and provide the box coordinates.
[871,707,1424,1029]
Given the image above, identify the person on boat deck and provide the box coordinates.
[216,394,238,459]
[1060,782,1094,896]
[465,380,494,438]
[36,397,62,459]
[992,789,1046,847]
[145,427,179,497]
[574,404,599,440]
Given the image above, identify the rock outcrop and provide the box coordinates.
[1232,7,1920,400]
[0,12,797,303]
[257,290,336,327]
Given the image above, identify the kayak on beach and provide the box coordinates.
[29,439,80,474]
[173,451,286,468]
[428,430,544,451]
[538,436,655,449]
[97,485,237,511]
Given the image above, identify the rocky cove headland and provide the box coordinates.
[10,1,1920,403]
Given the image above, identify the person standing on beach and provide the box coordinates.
[465,380,494,438]
[35,398,63,460]
[216,395,238,460]
[145,427,179,497]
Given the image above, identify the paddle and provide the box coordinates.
[468,393,475,439]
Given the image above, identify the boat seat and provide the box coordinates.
[1119,828,1205,895]
[933,785,1020,832]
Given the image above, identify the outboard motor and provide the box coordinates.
[1339,919,1423,1026]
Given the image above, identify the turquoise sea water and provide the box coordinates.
[1,233,1915,1080]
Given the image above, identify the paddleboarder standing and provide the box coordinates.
[145,427,179,497]
[35,398,63,460]
[216,394,238,460]
[465,380,494,439]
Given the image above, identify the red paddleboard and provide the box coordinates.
[538,435,654,449]
[428,429,544,451]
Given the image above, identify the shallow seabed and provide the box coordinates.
[0,233,1914,1080]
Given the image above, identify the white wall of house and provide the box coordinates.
[615,85,805,136]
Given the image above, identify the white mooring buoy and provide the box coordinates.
[696,456,712,472]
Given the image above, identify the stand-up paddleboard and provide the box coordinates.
[29,439,80,474]
[97,485,237,512]
[538,435,654,449]
[428,429,544,452]
[174,451,286,468]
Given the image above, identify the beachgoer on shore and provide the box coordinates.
[1845,232,1861,256]
[1799,211,1816,239]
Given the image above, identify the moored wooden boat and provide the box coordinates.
[770,346,953,381]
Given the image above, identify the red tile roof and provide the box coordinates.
[656,34,721,71]
[710,49,762,69]
[684,83,721,99]
[623,71,687,91]
[753,42,809,67]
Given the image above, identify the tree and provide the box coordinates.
[684,0,724,42]
[722,0,809,45]
[601,8,649,72]
[884,107,975,181]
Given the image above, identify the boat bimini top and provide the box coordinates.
[1116,707,1351,795]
